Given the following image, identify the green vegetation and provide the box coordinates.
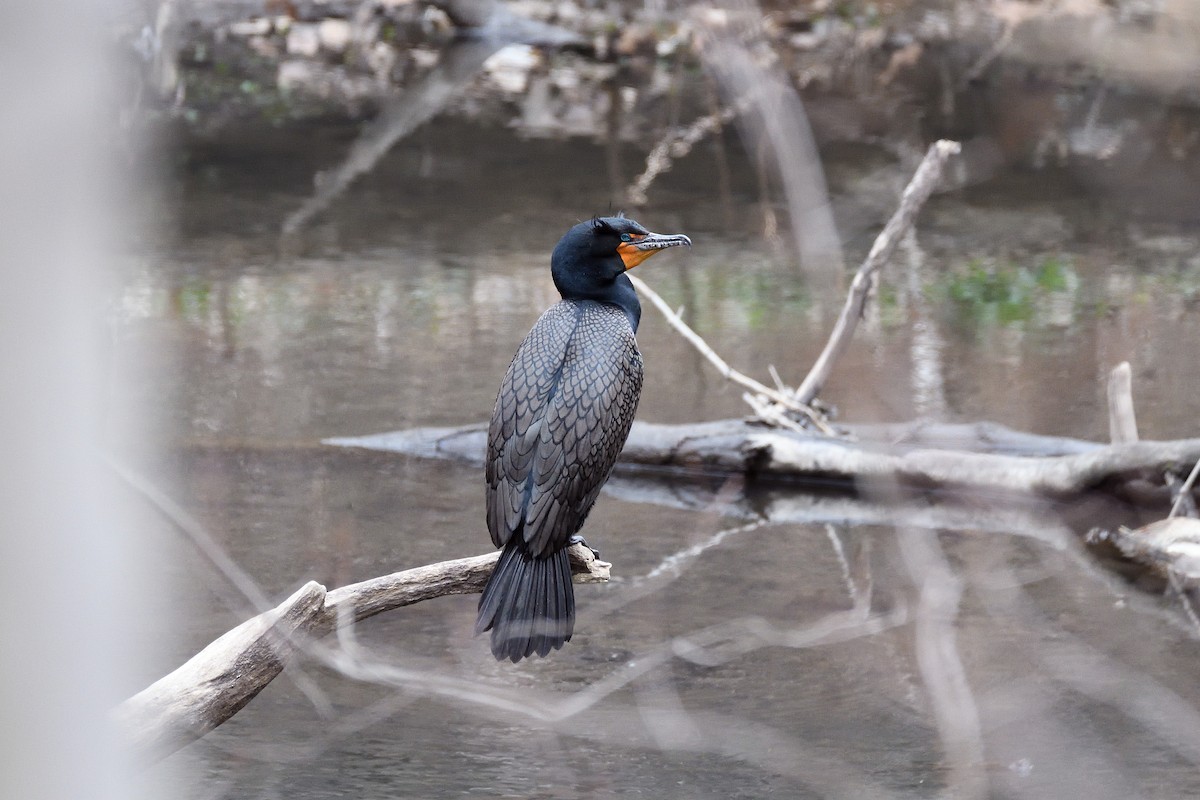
[935,256,1078,328]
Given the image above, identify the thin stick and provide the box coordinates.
[1170,458,1200,519]
[767,364,787,392]
[629,273,835,435]
[794,140,960,407]
[1107,361,1139,444]
[627,98,750,206]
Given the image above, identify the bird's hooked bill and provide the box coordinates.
[618,231,692,270]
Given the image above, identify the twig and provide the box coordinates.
[108,458,276,614]
[793,140,960,407]
[767,364,788,393]
[626,98,750,206]
[1107,361,1139,444]
[629,273,836,435]
[742,391,811,435]
[1170,458,1200,519]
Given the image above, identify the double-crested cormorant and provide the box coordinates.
[475,216,691,662]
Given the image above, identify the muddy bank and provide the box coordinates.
[112,0,1200,219]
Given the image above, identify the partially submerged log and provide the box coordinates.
[115,544,608,765]
[325,418,1200,502]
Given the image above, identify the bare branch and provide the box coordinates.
[1106,518,1200,589]
[113,581,327,765]
[794,140,960,407]
[626,98,749,206]
[629,274,836,434]
[898,527,987,798]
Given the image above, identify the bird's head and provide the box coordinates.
[550,216,691,302]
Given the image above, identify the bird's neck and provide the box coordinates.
[555,271,641,332]
[604,273,642,333]
[566,276,640,332]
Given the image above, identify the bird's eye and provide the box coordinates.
[620,233,632,242]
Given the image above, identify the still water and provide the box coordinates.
[120,110,1200,797]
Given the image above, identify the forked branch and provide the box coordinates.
[632,139,959,431]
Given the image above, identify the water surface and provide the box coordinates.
[123,109,1200,798]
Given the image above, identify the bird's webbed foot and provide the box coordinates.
[567,534,600,559]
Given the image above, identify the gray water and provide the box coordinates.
[121,108,1200,797]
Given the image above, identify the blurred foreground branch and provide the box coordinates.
[114,544,609,764]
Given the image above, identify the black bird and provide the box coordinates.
[475,216,691,662]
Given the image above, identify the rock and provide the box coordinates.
[286,24,320,57]
[366,42,397,82]
[228,18,271,37]
[248,35,280,59]
[278,60,316,93]
[410,47,439,69]
[318,19,353,54]
[484,44,540,94]
[614,23,656,57]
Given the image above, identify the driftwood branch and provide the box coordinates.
[327,419,1200,501]
[793,140,960,407]
[115,544,608,764]
[630,140,958,432]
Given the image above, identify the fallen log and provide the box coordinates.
[114,544,608,765]
[325,418,1200,502]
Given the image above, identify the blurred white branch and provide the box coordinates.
[898,527,987,799]
[1170,458,1200,520]
[698,33,844,270]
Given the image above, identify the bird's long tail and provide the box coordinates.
[475,538,575,662]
